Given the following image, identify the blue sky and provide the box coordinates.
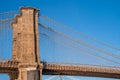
[0,0,120,80]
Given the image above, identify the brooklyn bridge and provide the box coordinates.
[0,7,120,80]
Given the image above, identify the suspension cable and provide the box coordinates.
[0,11,18,15]
[40,15,120,51]
[39,23,120,60]
[40,32,120,65]
[44,76,57,80]
[59,75,62,80]
[66,76,80,80]
[0,18,14,23]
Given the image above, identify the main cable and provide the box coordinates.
[40,15,120,51]
[39,23,120,60]
[40,32,120,65]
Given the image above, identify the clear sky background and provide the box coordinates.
[0,0,120,80]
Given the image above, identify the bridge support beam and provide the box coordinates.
[9,72,18,80]
[17,69,42,80]
[39,68,42,80]
[20,70,39,80]
[17,63,42,80]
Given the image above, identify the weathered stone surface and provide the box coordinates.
[12,7,40,63]
[11,7,42,80]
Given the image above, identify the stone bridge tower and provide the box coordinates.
[11,7,42,80]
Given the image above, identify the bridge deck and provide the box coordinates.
[0,60,18,73]
[0,61,120,79]
[42,63,120,79]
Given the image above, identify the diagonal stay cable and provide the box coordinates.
[40,15,120,51]
[40,32,120,65]
[39,23,120,60]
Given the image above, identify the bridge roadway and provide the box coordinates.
[42,62,120,79]
[0,60,18,73]
[0,60,120,79]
